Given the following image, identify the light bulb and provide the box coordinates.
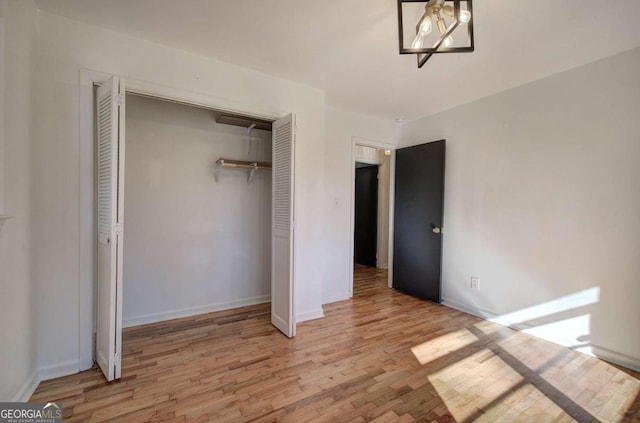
[419,18,432,35]
[411,34,424,49]
[443,36,453,47]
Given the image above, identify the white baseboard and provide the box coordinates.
[442,297,640,373]
[10,360,81,401]
[443,298,538,332]
[592,345,640,373]
[37,360,79,382]
[442,297,496,320]
[12,370,40,402]
[296,307,325,323]
[123,295,271,328]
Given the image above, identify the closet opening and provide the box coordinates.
[87,74,296,381]
[121,94,274,328]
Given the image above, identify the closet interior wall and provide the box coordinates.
[123,94,272,327]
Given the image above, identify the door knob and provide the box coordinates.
[432,226,441,234]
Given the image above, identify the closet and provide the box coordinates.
[92,75,297,381]
[91,75,295,382]
[122,94,274,328]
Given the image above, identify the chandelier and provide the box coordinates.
[397,0,474,68]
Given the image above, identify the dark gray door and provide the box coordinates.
[354,165,378,267]
[393,140,445,303]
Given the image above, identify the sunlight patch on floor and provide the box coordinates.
[410,329,478,365]
[495,330,640,423]
[473,319,513,336]
[426,349,539,422]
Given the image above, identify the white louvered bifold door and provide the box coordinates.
[271,114,296,337]
[96,76,126,381]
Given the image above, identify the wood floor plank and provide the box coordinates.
[31,264,640,422]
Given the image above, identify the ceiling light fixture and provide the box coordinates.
[397,0,474,68]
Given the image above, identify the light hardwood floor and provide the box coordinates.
[32,265,640,422]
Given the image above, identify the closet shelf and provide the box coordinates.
[214,158,272,184]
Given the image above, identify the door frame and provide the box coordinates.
[349,137,396,297]
[78,69,292,371]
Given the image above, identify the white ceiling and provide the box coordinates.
[35,0,640,121]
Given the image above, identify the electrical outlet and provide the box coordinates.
[470,277,480,290]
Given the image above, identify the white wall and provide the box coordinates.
[123,95,272,326]
[33,11,326,377]
[400,47,640,370]
[0,0,39,401]
[323,106,398,303]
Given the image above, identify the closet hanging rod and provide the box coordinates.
[215,158,272,170]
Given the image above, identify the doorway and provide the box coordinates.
[350,141,394,296]
[350,139,446,303]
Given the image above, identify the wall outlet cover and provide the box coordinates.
[471,277,480,290]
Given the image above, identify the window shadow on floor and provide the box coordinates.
[352,264,639,421]
[623,391,640,421]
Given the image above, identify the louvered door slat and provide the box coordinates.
[273,126,291,232]
[97,94,113,236]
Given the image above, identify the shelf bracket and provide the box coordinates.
[247,163,259,184]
